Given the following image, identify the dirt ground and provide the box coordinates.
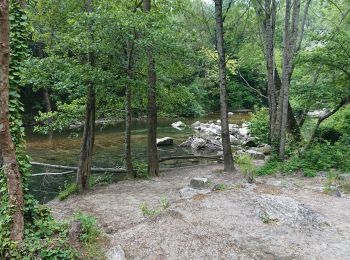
[48,163,350,260]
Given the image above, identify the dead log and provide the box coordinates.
[159,155,223,163]
[30,162,126,173]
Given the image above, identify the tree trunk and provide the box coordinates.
[279,0,300,159]
[214,0,234,172]
[143,0,159,177]
[42,88,51,112]
[0,0,24,242]
[125,40,134,176]
[76,0,96,191]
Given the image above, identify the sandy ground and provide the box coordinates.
[48,163,350,260]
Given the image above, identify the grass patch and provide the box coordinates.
[58,183,78,201]
[139,196,170,217]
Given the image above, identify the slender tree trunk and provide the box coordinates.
[76,0,96,191]
[42,88,52,112]
[143,0,159,177]
[279,0,300,159]
[0,0,24,242]
[125,41,134,176]
[214,0,234,171]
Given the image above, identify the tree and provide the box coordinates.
[0,0,24,243]
[76,0,96,191]
[214,0,235,171]
[143,0,159,177]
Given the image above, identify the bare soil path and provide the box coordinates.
[48,163,350,260]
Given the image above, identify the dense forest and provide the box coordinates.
[1,0,349,259]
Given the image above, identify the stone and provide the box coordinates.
[179,187,211,199]
[328,188,342,198]
[243,137,257,147]
[157,137,174,146]
[238,127,249,137]
[190,177,209,189]
[228,112,234,116]
[256,144,272,155]
[256,194,326,229]
[171,121,186,130]
[107,245,126,260]
[68,220,83,245]
[191,121,201,128]
[230,135,241,145]
[336,174,350,182]
[191,137,206,150]
[246,149,265,160]
[216,119,221,124]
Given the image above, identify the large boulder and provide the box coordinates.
[191,137,207,150]
[256,194,326,229]
[255,144,272,155]
[243,137,258,147]
[157,137,174,146]
[171,121,186,130]
[190,177,209,189]
[230,135,242,145]
[246,149,265,160]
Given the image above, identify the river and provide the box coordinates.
[26,112,251,203]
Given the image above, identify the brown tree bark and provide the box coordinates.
[279,0,300,159]
[143,0,159,177]
[0,0,24,242]
[76,0,96,191]
[214,0,234,172]
[125,40,134,176]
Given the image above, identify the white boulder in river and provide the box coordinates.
[171,121,186,130]
[157,137,174,146]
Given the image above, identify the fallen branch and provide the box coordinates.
[31,171,75,176]
[30,162,126,173]
[159,155,223,163]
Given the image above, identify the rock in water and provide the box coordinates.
[256,194,326,229]
[190,177,209,189]
[171,121,186,130]
[190,137,206,150]
[157,137,174,146]
[107,245,126,260]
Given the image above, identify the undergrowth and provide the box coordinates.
[139,196,170,217]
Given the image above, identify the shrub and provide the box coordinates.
[236,154,257,183]
[139,196,170,217]
[248,107,269,144]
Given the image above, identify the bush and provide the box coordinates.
[236,154,257,183]
[248,107,269,144]
[258,139,350,176]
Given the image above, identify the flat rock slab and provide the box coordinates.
[190,177,209,189]
[179,187,211,199]
[256,194,326,229]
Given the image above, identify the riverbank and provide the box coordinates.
[48,164,350,259]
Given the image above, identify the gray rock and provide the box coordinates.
[171,121,186,129]
[179,187,211,199]
[191,121,201,128]
[328,188,342,197]
[190,177,209,189]
[228,112,234,116]
[68,220,83,245]
[246,149,265,160]
[107,245,126,260]
[243,137,258,147]
[191,137,206,150]
[230,135,241,145]
[337,174,350,182]
[256,194,326,229]
[256,144,272,155]
[157,137,174,146]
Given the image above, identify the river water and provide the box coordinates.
[26,112,250,203]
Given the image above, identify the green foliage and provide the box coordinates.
[73,212,100,245]
[258,139,350,176]
[213,183,227,191]
[236,154,257,183]
[134,161,149,179]
[248,107,269,144]
[58,183,78,201]
[139,196,170,217]
[34,99,85,134]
